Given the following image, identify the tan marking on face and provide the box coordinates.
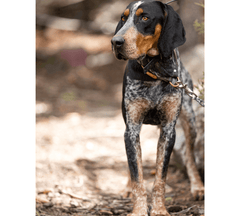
[161,95,181,122]
[121,27,140,59]
[124,8,130,17]
[147,48,159,57]
[126,98,150,123]
[136,24,162,56]
[135,8,143,16]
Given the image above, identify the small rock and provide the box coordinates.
[48,192,54,198]
[112,209,125,214]
[99,209,113,215]
[38,188,53,194]
[36,196,49,203]
[70,199,79,207]
[199,208,204,214]
[51,197,62,205]
[43,202,54,208]
[55,192,61,197]
[150,169,156,175]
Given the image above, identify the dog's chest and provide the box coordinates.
[123,76,182,125]
[124,76,175,106]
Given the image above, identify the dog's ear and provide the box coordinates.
[157,2,186,58]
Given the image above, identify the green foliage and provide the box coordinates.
[194,2,204,35]
[193,19,204,35]
[194,2,205,101]
[37,56,57,69]
[195,2,205,8]
[165,197,172,202]
[78,100,87,110]
[61,91,76,101]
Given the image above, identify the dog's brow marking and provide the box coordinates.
[132,1,143,11]
[124,9,130,17]
[136,8,143,16]
[115,1,142,36]
[129,1,143,20]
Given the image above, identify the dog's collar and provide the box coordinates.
[137,49,179,83]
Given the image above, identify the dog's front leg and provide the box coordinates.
[151,124,176,216]
[124,123,148,216]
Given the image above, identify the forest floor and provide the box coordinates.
[36,28,204,216]
[36,113,204,216]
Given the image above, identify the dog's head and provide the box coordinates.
[111,0,186,60]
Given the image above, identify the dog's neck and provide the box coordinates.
[137,50,179,82]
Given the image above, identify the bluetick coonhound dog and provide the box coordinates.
[111,0,204,215]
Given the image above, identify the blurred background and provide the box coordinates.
[36,0,205,215]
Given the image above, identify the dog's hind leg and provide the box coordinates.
[179,95,204,200]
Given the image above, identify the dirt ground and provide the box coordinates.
[36,27,204,216]
[36,111,204,216]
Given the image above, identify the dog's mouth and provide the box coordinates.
[112,47,128,60]
[111,35,148,61]
[113,48,146,62]
[116,52,128,61]
[111,41,127,61]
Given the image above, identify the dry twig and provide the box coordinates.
[170,205,197,215]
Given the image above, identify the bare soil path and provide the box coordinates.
[36,110,204,216]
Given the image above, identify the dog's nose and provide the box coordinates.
[111,36,125,48]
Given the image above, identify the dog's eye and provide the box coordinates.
[142,16,148,21]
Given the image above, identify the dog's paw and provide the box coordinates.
[127,208,148,216]
[128,198,148,216]
[127,213,148,216]
[191,184,204,200]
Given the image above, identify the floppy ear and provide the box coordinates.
[157,2,186,58]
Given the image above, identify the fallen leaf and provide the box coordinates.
[99,209,113,215]
[150,169,156,175]
[36,196,49,203]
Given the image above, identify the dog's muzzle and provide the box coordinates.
[111,36,127,60]
[111,36,125,48]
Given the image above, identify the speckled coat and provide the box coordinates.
[111,1,204,215]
